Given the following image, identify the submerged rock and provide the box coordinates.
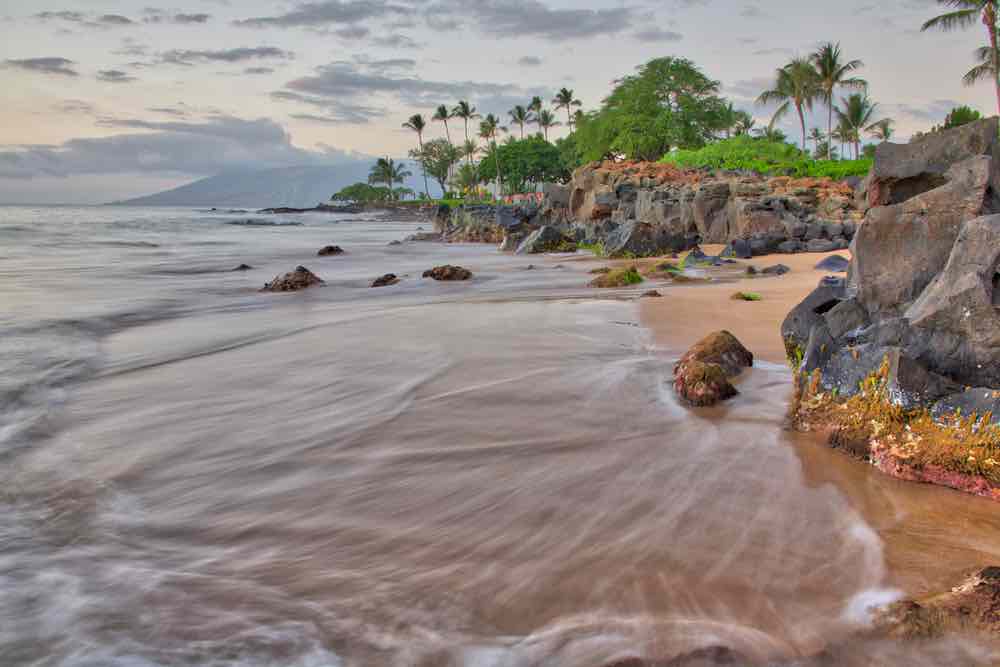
[873,567,1000,638]
[761,264,790,276]
[232,263,253,271]
[422,265,472,281]
[261,266,324,292]
[641,289,663,298]
[814,254,849,272]
[318,245,344,256]
[371,273,400,287]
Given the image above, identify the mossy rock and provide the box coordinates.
[589,266,644,288]
[731,291,762,301]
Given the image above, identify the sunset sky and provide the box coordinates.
[0,0,988,203]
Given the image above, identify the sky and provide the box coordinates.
[0,0,989,203]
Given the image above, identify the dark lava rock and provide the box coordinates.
[388,240,403,246]
[641,290,663,298]
[673,330,754,407]
[318,245,345,256]
[515,226,573,254]
[422,265,472,281]
[761,264,790,276]
[806,239,837,253]
[232,263,253,271]
[814,254,849,272]
[261,266,324,292]
[371,273,400,287]
[745,265,758,276]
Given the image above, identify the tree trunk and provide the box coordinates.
[987,9,1000,116]
[417,134,429,199]
[797,104,807,152]
[826,90,834,161]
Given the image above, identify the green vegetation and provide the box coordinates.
[478,136,570,193]
[577,241,607,257]
[662,136,872,179]
[402,114,430,198]
[589,266,644,288]
[731,291,763,301]
[574,57,730,162]
[940,104,983,129]
[367,157,412,196]
[332,182,395,203]
[410,138,463,195]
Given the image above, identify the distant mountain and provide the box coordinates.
[111,164,433,208]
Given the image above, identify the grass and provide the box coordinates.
[731,291,762,301]
[577,241,607,257]
[794,357,1000,485]
[589,266,644,288]
[661,136,872,180]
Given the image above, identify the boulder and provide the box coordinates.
[422,265,472,281]
[641,290,663,298]
[432,204,451,233]
[781,278,847,360]
[868,116,999,207]
[261,266,324,292]
[824,297,869,340]
[814,255,850,272]
[515,226,574,254]
[904,214,1000,387]
[873,567,1000,639]
[854,155,997,314]
[777,240,803,254]
[371,273,400,287]
[603,220,696,258]
[673,331,753,407]
[761,264,790,276]
[806,239,837,253]
[232,263,253,271]
[691,181,732,242]
[318,245,345,256]
[720,238,752,260]
[933,388,1000,424]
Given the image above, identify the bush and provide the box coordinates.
[589,266,644,288]
[661,136,872,179]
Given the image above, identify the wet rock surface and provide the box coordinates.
[317,245,345,256]
[673,331,753,406]
[261,266,324,292]
[371,273,400,287]
[422,265,472,281]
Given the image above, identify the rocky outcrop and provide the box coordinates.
[539,160,861,258]
[785,118,1000,499]
[318,245,344,256]
[873,567,1000,639]
[371,273,400,287]
[422,265,472,281]
[673,331,753,406]
[261,266,324,292]
[515,226,575,254]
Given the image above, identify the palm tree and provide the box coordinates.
[508,105,532,139]
[811,42,866,160]
[528,96,545,135]
[536,109,561,141]
[757,57,820,151]
[734,112,756,136]
[808,127,825,155]
[402,114,429,198]
[832,121,851,159]
[964,44,1000,90]
[452,100,480,165]
[368,157,412,198]
[480,114,504,197]
[552,87,582,129]
[432,104,453,144]
[923,1,1000,114]
[835,93,881,159]
[867,117,895,142]
[462,138,479,167]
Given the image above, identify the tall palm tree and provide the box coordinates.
[757,58,820,151]
[923,0,1000,114]
[368,157,412,198]
[835,93,881,159]
[480,114,504,197]
[528,96,544,135]
[964,44,1000,89]
[867,117,895,142]
[552,87,582,129]
[452,100,480,165]
[432,104,453,144]
[536,109,561,141]
[462,138,479,167]
[402,114,429,198]
[734,112,756,136]
[808,127,825,156]
[508,105,532,139]
[811,42,866,160]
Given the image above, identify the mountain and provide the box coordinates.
[111,164,432,208]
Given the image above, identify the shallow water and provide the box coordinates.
[1,206,999,666]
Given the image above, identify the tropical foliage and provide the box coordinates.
[756,57,820,151]
[367,157,412,195]
[409,138,463,195]
[573,57,730,162]
[477,136,571,193]
[661,136,873,179]
[940,104,983,129]
[332,182,395,203]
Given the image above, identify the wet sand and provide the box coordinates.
[639,247,1000,602]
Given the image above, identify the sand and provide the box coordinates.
[638,245,849,364]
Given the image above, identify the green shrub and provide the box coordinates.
[661,136,872,179]
[577,241,607,257]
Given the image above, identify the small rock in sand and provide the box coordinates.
[318,245,345,256]
[673,330,753,407]
[761,264,790,276]
[422,265,472,281]
[371,273,400,287]
[641,290,663,298]
[261,266,324,292]
[232,263,253,271]
[814,254,850,272]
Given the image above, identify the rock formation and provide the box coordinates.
[261,266,325,292]
[371,273,400,287]
[673,331,753,406]
[317,245,344,256]
[422,265,472,281]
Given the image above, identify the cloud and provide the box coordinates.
[142,9,212,24]
[4,57,78,76]
[244,66,275,75]
[633,27,683,42]
[97,69,137,83]
[274,91,387,124]
[428,0,638,41]
[160,47,294,65]
[34,11,135,28]
[52,100,96,114]
[518,56,543,66]
[886,98,968,123]
[234,0,412,28]
[0,116,359,179]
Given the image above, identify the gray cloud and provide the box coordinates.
[428,0,638,41]
[234,0,412,28]
[160,47,294,65]
[52,99,96,114]
[244,66,276,75]
[34,11,135,28]
[4,57,78,76]
[0,116,359,179]
[97,69,137,83]
[142,9,212,24]
[633,27,683,42]
[887,98,969,123]
[518,56,542,66]
[274,91,387,124]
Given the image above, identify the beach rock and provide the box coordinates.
[673,331,753,407]
[933,388,1000,424]
[499,233,526,252]
[432,204,451,233]
[781,278,847,360]
[745,265,758,276]
[823,297,869,340]
[761,264,790,276]
[515,226,573,254]
[814,255,849,272]
[720,238,752,260]
[388,240,403,246]
[371,273,400,287]
[422,265,472,281]
[777,240,803,254]
[261,266,324,292]
[873,567,1000,639]
[806,239,837,253]
[232,263,253,271]
[641,290,663,298]
[406,232,443,242]
[318,245,345,256]
[604,220,696,258]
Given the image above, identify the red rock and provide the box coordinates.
[422,265,472,281]
[261,266,324,292]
